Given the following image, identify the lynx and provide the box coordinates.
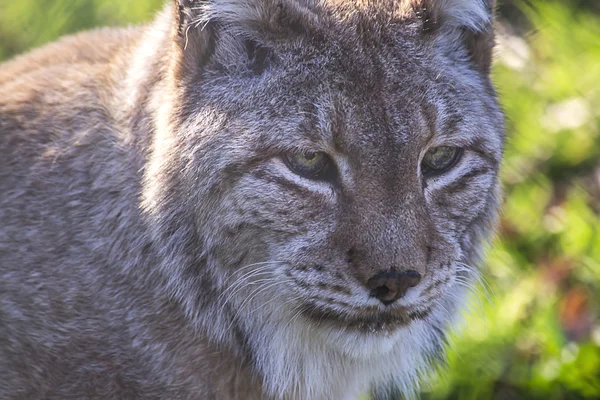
[0,0,504,399]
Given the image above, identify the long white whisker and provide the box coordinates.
[452,275,489,314]
[218,265,274,303]
[447,280,487,323]
[247,293,301,318]
[457,262,494,296]
[217,271,275,314]
[285,303,305,331]
[218,261,290,305]
[226,280,292,332]
[219,275,286,315]
[228,261,287,278]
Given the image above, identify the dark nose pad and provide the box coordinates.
[367,270,422,305]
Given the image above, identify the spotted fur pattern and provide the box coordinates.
[0,1,503,399]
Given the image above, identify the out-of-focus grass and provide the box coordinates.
[1,1,598,399]
[0,0,163,61]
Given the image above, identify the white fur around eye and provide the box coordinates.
[423,150,473,190]
[271,158,337,198]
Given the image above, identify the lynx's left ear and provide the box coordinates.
[414,0,497,74]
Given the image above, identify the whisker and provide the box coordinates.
[218,261,291,305]
[285,304,306,331]
[456,262,494,295]
[219,265,274,298]
[219,275,288,315]
[247,293,301,319]
[217,266,274,305]
[226,261,286,282]
[453,276,489,313]
[226,280,292,332]
[447,281,487,323]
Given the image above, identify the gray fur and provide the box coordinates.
[0,1,504,399]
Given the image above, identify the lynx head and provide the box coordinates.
[142,0,504,397]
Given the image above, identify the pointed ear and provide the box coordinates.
[460,0,496,74]
[415,0,497,74]
[173,0,193,38]
[170,0,221,78]
[169,0,319,81]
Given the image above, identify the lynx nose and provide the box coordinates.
[367,270,422,305]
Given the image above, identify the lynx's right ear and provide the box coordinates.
[169,0,322,81]
[169,0,217,79]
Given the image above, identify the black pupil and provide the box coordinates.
[304,152,316,161]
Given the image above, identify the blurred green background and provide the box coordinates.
[1,0,598,399]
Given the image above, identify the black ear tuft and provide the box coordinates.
[175,1,188,36]
[174,0,207,37]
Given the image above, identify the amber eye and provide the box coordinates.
[421,146,462,176]
[283,151,334,180]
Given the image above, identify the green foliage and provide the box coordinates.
[0,0,163,61]
[0,1,598,399]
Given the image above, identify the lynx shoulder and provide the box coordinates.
[0,1,504,399]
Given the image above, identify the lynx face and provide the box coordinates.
[144,0,503,396]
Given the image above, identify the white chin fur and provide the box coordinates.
[315,323,408,359]
[245,304,448,400]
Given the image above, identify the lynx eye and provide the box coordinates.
[421,146,462,176]
[283,151,333,180]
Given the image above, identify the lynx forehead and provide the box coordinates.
[0,0,503,399]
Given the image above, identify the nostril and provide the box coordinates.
[369,285,391,301]
[404,270,422,287]
[367,270,422,305]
